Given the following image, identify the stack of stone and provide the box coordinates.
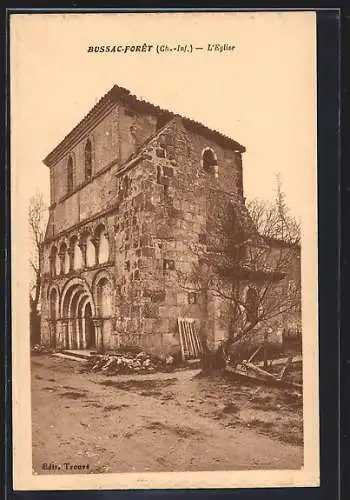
[83,351,175,375]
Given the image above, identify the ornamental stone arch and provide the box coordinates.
[49,244,60,277]
[92,268,115,315]
[58,239,70,275]
[46,284,61,349]
[60,276,95,318]
[92,269,115,349]
[93,222,110,265]
[68,234,83,271]
[59,277,96,350]
[77,228,93,268]
[47,283,61,303]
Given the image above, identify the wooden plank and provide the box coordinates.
[177,318,185,361]
[243,361,277,380]
[183,322,189,357]
[178,317,202,360]
[190,321,199,358]
[193,324,202,355]
[193,326,201,357]
[187,321,196,358]
[189,320,198,357]
[226,366,303,390]
[184,321,191,357]
[247,345,263,363]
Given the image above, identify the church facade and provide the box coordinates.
[40,85,300,356]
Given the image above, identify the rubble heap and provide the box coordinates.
[82,350,175,375]
[31,344,54,355]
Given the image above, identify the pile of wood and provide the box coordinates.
[31,344,53,355]
[82,351,175,375]
[227,345,302,392]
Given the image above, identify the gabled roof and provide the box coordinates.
[43,85,246,167]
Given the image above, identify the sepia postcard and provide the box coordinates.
[10,11,319,491]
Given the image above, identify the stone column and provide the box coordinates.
[58,249,65,275]
[55,319,62,348]
[82,316,87,349]
[68,245,74,272]
[49,256,55,277]
[91,236,99,266]
[61,319,69,349]
[79,241,87,268]
[92,318,104,353]
[75,318,81,349]
[47,319,55,348]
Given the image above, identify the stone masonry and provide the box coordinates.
[40,85,300,356]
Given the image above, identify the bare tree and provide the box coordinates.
[177,176,301,372]
[28,192,47,345]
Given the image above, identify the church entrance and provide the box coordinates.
[60,279,96,350]
[84,302,95,349]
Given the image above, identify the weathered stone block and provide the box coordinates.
[153,318,170,333]
[142,247,155,258]
[143,303,159,319]
[163,166,174,177]
[142,318,154,334]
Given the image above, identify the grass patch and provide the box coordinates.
[104,404,129,411]
[145,420,201,438]
[222,402,240,414]
[140,390,163,397]
[100,378,177,392]
[83,402,101,408]
[60,391,87,400]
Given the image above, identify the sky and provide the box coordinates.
[11,12,317,220]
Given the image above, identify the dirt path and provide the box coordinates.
[31,355,303,474]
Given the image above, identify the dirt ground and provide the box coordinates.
[31,354,303,474]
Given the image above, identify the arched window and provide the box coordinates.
[50,246,59,277]
[202,148,218,172]
[86,235,96,267]
[67,155,74,193]
[49,288,58,320]
[84,139,92,181]
[96,277,112,317]
[59,243,69,275]
[245,287,259,324]
[73,239,83,271]
[69,236,83,271]
[95,225,109,265]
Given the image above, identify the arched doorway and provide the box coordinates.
[84,302,95,349]
[94,273,113,350]
[60,278,95,350]
[49,288,59,348]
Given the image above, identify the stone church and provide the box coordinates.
[40,85,300,357]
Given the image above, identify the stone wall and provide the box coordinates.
[110,118,244,354]
[47,104,158,237]
[43,101,293,357]
[50,107,119,204]
[42,113,245,355]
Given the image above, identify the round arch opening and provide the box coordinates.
[60,279,95,350]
